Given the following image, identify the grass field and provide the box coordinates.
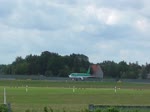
[0,80,149,112]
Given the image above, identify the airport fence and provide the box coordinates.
[88,104,150,111]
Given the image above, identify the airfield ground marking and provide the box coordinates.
[73,86,75,93]
[114,86,117,93]
[26,85,28,92]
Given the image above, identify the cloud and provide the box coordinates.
[0,0,71,31]
[85,5,123,25]
[0,0,150,64]
[0,0,16,17]
[134,18,150,32]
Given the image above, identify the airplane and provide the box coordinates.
[69,64,103,80]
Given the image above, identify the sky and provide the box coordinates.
[0,0,150,65]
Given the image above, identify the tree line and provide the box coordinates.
[0,51,149,79]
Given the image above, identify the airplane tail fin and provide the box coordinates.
[87,67,91,74]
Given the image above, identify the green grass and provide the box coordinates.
[0,80,149,112]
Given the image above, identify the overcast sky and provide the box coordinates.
[0,0,150,65]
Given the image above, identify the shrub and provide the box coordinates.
[43,106,54,112]
[106,107,119,112]
[44,107,48,112]
[0,104,8,112]
[25,109,31,112]
[95,109,102,112]
[132,110,139,112]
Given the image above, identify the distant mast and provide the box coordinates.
[4,88,6,104]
